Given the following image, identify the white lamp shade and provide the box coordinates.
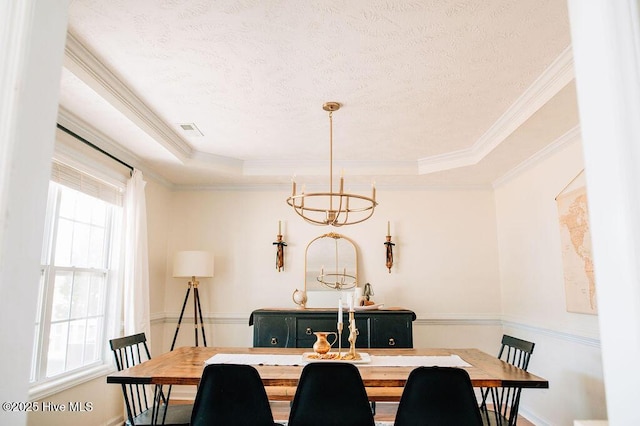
[173,251,214,278]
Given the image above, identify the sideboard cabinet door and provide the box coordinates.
[252,314,294,348]
[370,315,413,348]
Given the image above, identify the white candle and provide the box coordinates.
[278,220,281,235]
[347,294,353,311]
[354,287,363,306]
[338,299,343,324]
[387,221,390,236]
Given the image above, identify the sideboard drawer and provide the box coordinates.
[296,316,370,349]
[296,318,336,339]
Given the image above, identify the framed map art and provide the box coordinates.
[555,169,597,315]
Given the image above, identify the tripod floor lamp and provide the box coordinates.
[171,250,214,351]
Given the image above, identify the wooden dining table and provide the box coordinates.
[107,346,548,402]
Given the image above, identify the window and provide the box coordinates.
[31,160,124,392]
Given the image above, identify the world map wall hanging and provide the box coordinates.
[556,169,597,315]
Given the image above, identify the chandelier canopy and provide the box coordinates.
[286,102,378,226]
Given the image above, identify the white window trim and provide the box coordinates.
[29,363,116,401]
[28,132,129,398]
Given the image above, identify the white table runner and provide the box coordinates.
[205,353,471,368]
[367,355,471,367]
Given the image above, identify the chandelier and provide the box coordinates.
[317,269,357,290]
[286,102,378,226]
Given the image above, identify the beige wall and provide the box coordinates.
[150,185,505,402]
[28,377,122,426]
[155,187,503,353]
[494,139,606,425]
[145,178,174,355]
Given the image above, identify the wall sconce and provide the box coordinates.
[273,220,287,271]
[384,221,395,273]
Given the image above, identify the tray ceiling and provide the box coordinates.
[59,0,578,188]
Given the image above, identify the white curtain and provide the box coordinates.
[123,169,151,340]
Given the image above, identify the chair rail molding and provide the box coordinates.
[501,315,600,348]
[414,312,502,327]
[153,312,600,348]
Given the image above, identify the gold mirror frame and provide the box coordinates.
[304,232,358,292]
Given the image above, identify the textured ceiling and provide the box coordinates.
[59,0,577,188]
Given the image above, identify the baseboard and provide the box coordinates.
[105,414,124,426]
[519,406,551,426]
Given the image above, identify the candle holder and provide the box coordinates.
[337,321,343,358]
[341,310,361,360]
[273,226,287,272]
[384,235,395,273]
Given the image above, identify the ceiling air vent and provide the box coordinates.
[178,123,203,137]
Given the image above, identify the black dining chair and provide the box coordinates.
[109,333,192,425]
[190,363,283,426]
[394,366,483,426]
[288,362,375,426]
[479,334,536,425]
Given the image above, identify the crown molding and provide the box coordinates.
[189,150,244,175]
[492,125,581,188]
[243,159,418,176]
[63,32,193,162]
[418,45,575,174]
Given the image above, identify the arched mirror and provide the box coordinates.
[305,232,357,292]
